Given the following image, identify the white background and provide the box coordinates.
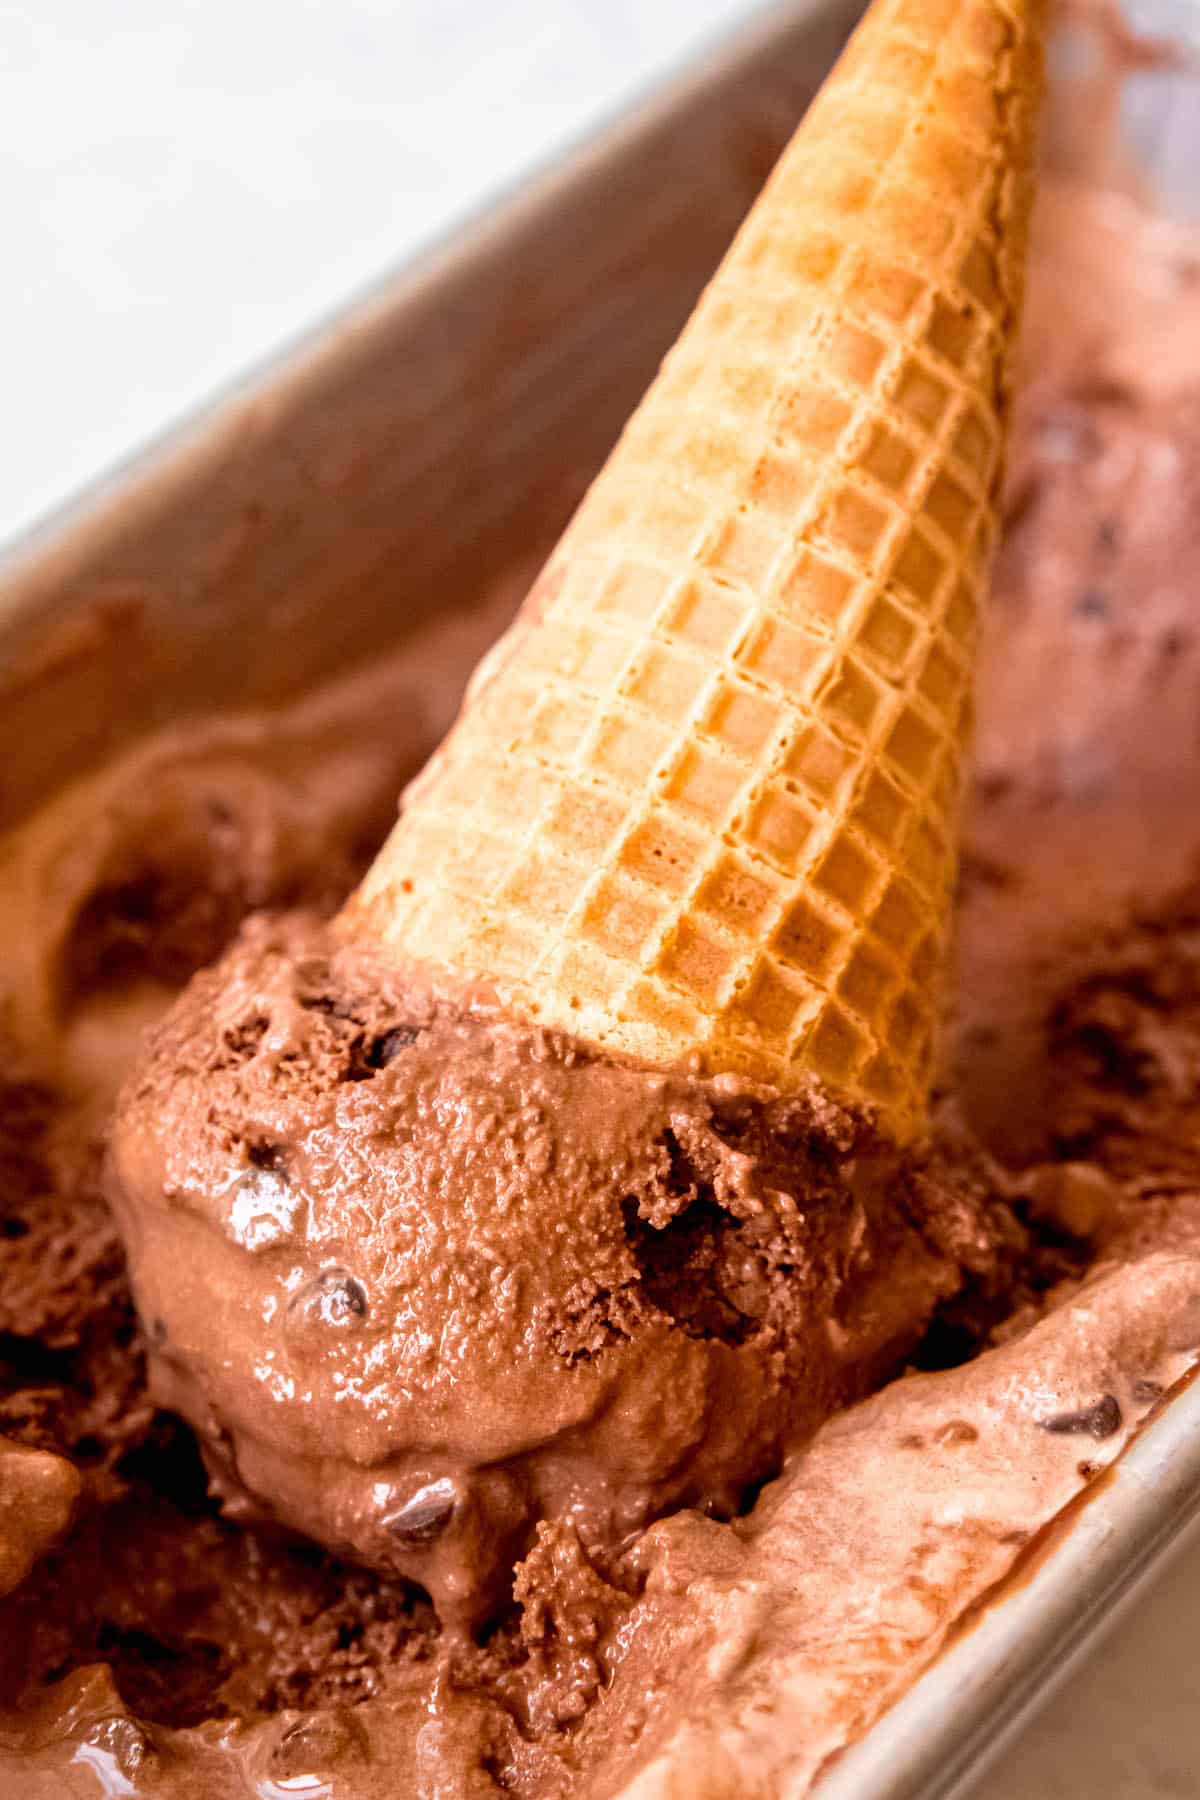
[5,1,1200,1792]
[1,0,754,548]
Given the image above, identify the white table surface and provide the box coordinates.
[1,0,751,548]
[5,3,1200,1793]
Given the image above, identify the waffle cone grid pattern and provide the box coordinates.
[353,0,1043,1137]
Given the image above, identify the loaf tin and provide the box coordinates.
[2,2,1198,1794]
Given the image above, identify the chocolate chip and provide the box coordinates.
[289,1268,368,1328]
[367,1026,419,1068]
[977,770,1013,802]
[1073,588,1111,620]
[343,1024,420,1082]
[383,1478,456,1547]
[297,992,360,1022]
[1040,1394,1123,1440]
[246,1139,286,1172]
[933,1419,979,1447]
[1133,1378,1164,1405]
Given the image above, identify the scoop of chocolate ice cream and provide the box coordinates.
[108,912,1001,1627]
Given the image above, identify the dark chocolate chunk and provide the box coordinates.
[289,1268,369,1328]
[246,1139,287,1172]
[343,1024,420,1081]
[1040,1393,1122,1440]
[368,1025,419,1067]
[384,1478,457,1547]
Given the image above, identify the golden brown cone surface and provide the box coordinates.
[345,0,1048,1140]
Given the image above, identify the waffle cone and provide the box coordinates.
[344,0,1047,1140]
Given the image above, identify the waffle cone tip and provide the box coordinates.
[344,0,1049,1143]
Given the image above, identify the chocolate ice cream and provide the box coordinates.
[109,914,1003,1630]
[5,38,1200,1800]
